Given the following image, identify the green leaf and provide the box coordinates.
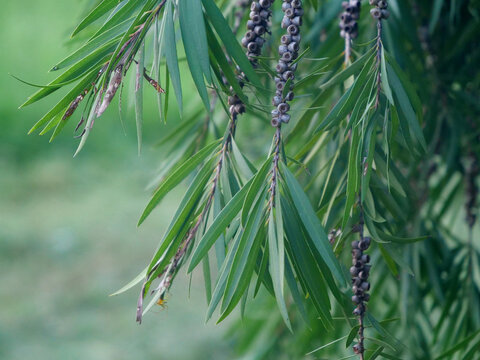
[188,175,254,272]
[435,328,480,359]
[21,44,114,108]
[380,49,394,105]
[138,139,221,226]
[268,209,292,331]
[205,24,249,105]
[319,48,375,91]
[71,0,120,38]
[202,0,261,89]
[28,66,101,134]
[164,0,183,114]
[346,325,360,347]
[179,0,211,110]
[342,127,360,228]
[135,42,145,155]
[206,230,242,321]
[367,346,385,360]
[242,156,272,226]
[280,162,346,286]
[220,190,266,320]
[145,156,216,282]
[55,19,131,71]
[109,267,147,296]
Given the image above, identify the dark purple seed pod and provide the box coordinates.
[359,271,368,280]
[281,51,293,62]
[342,1,349,9]
[285,8,294,18]
[353,259,363,268]
[249,11,256,18]
[352,240,360,249]
[381,9,390,19]
[291,16,302,26]
[361,282,370,291]
[288,42,299,52]
[353,306,364,316]
[276,61,288,73]
[251,2,261,11]
[245,30,255,41]
[282,70,294,81]
[291,0,301,8]
[345,5,355,13]
[252,14,262,24]
[254,25,265,35]
[378,0,388,8]
[276,81,286,91]
[272,96,282,106]
[352,295,360,304]
[247,42,258,52]
[352,249,362,259]
[353,343,364,354]
[280,113,291,123]
[285,91,294,101]
[278,44,288,54]
[352,0,361,7]
[235,103,245,114]
[255,37,265,46]
[294,8,304,16]
[229,105,236,115]
[291,34,301,42]
[282,16,291,29]
[260,9,269,18]
[287,24,299,35]
[228,96,237,106]
[271,117,280,127]
[278,103,290,113]
[350,266,359,276]
[341,13,352,23]
[282,1,291,10]
[247,20,255,30]
[361,254,370,263]
[281,35,292,44]
[259,0,270,7]
[241,37,249,47]
[350,29,359,38]
[359,238,371,250]
[271,109,279,117]
[370,8,382,19]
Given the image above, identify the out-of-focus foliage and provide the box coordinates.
[19,0,480,359]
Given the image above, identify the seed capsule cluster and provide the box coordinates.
[369,0,389,20]
[241,0,274,66]
[339,1,361,39]
[271,0,303,127]
[350,236,371,319]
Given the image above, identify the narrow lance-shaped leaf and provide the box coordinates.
[164,0,183,114]
[280,162,346,286]
[138,139,221,226]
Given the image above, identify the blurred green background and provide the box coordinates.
[0,1,233,359]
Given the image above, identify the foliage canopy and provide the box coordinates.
[21,0,480,358]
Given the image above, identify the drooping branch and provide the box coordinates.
[370,0,389,109]
[339,1,361,65]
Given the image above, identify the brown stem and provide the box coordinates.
[345,33,352,66]
[374,20,383,109]
[268,127,282,210]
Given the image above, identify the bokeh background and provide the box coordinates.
[0,1,234,359]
